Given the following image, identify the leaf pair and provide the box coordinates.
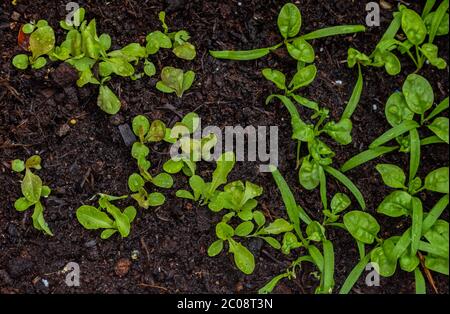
[156,67,196,97]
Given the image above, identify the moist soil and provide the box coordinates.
[0,0,448,294]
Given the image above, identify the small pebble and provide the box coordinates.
[373,104,378,111]
[41,279,49,288]
[131,250,140,261]
[114,258,132,277]
[118,124,137,147]
[57,124,71,137]
[335,80,343,85]
[69,119,77,126]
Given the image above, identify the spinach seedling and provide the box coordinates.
[341,74,448,174]
[156,67,196,98]
[12,155,53,236]
[259,166,340,294]
[264,67,366,212]
[13,20,55,70]
[129,115,176,209]
[348,1,448,76]
[76,194,137,239]
[210,3,365,61]
[340,163,449,294]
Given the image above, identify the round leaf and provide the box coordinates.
[278,3,302,39]
[344,211,380,244]
[402,74,434,115]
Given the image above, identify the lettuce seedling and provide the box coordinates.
[162,112,217,177]
[341,74,448,174]
[264,67,366,212]
[76,194,137,239]
[129,115,175,209]
[348,1,448,76]
[12,155,53,236]
[156,67,196,97]
[176,151,236,205]
[12,20,55,70]
[12,8,197,115]
[146,11,197,61]
[210,3,365,61]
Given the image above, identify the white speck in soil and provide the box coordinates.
[373,104,378,111]
[42,279,49,287]
[335,80,343,85]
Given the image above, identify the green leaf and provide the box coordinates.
[321,240,335,294]
[291,94,319,111]
[208,240,224,257]
[370,246,397,277]
[421,43,447,69]
[399,253,420,272]
[22,169,42,204]
[12,54,29,70]
[409,128,421,183]
[97,85,121,115]
[343,211,380,244]
[14,197,33,212]
[152,173,174,189]
[289,64,317,91]
[306,221,326,242]
[182,71,196,94]
[323,118,353,145]
[260,218,293,235]
[101,229,117,239]
[163,159,184,174]
[424,12,449,38]
[144,61,156,77]
[148,192,166,207]
[262,68,286,90]
[301,25,366,40]
[425,255,449,275]
[286,38,315,63]
[425,167,449,193]
[128,173,145,192]
[377,191,412,218]
[132,115,150,137]
[229,239,255,275]
[277,3,302,39]
[207,152,236,198]
[375,164,407,189]
[12,159,25,172]
[235,221,254,237]
[402,74,434,115]
[299,158,320,190]
[146,31,172,54]
[189,175,205,201]
[76,205,115,229]
[209,48,271,61]
[29,25,55,59]
[216,222,234,240]
[382,51,401,75]
[422,195,449,233]
[324,166,366,210]
[385,92,414,127]
[147,120,167,142]
[428,117,449,144]
[342,65,363,120]
[262,237,282,250]
[410,197,423,256]
[22,23,35,34]
[427,0,449,42]
[339,253,371,294]
[340,146,399,173]
[123,206,137,223]
[181,112,200,134]
[99,33,112,51]
[400,7,427,45]
[425,97,449,122]
[173,42,196,60]
[253,211,266,227]
[131,142,150,160]
[31,202,53,236]
[281,232,302,255]
[369,120,419,149]
[414,268,426,294]
[331,193,351,214]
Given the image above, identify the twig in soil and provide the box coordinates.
[418,251,439,294]
[0,78,25,105]
[140,237,151,263]
[138,283,169,292]
[261,249,284,265]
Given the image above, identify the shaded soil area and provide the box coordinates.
[0,0,448,294]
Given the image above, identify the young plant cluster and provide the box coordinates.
[12,8,197,114]
[11,156,53,236]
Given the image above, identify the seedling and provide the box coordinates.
[12,155,53,236]
[340,162,449,294]
[12,20,55,70]
[176,151,236,206]
[156,67,196,98]
[129,115,175,209]
[210,3,365,61]
[12,8,197,114]
[76,194,137,239]
[264,69,366,212]
[341,74,449,174]
[348,1,448,76]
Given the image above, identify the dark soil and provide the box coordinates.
[0,0,448,294]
